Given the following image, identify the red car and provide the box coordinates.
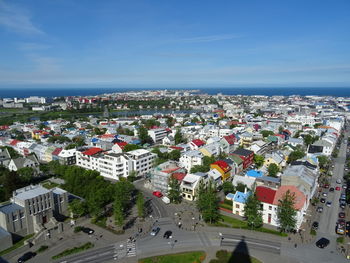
[152,191,163,198]
[339,212,346,218]
[324,184,330,189]
[336,186,341,191]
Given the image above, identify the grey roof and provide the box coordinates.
[282,165,317,188]
[14,185,50,201]
[256,176,280,183]
[52,187,67,195]
[0,202,24,214]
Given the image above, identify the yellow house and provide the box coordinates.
[210,160,232,181]
[264,152,285,169]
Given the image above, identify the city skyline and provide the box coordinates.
[0,0,350,87]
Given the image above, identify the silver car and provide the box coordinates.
[150,227,160,236]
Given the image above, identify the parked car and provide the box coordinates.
[322,192,328,197]
[339,212,346,218]
[317,207,323,213]
[336,225,345,235]
[316,238,330,248]
[312,221,319,230]
[17,252,36,263]
[82,227,94,235]
[340,203,346,209]
[152,191,163,198]
[329,187,334,192]
[336,186,341,191]
[338,219,346,226]
[324,184,330,189]
[320,198,326,203]
[326,201,332,207]
[150,227,160,236]
[343,185,347,190]
[163,230,173,239]
[336,179,342,184]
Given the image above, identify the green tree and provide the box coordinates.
[166,117,174,127]
[304,134,317,146]
[123,144,142,152]
[253,155,264,168]
[168,149,181,161]
[277,190,297,232]
[236,182,247,193]
[278,126,284,133]
[174,129,185,144]
[317,155,329,169]
[222,181,235,195]
[260,130,274,138]
[127,170,137,182]
[69,199,88,218]
[138,126,152,145]
[268,163,280,177]
[113,199,125,227]
[1,146,20,158]
[168,177,182,204]
[196,180,220,224]
[17,167,35,181]
[244,193,263,229]
[136,192,145,218]
[287,149,305,163]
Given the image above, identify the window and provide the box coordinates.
[20,212,25,218]
[236,204,240,209]
[13,214,18,221]
[269,206,272,210]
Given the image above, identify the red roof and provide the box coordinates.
[82,147,103,156]
[223,134,236,145]
[212,160,231,172]
[172,172,186,181]
[162,167,180,173]
[191,139,205,147]
[115,141,128,149]
[170,146,183,151]
[0,125,9,130]
[52,148,62,156]
[10,139,21,146]
[255,186,277,205]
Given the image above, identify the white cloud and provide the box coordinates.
[0,0,44,35]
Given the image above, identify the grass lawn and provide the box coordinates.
[42,181,60,189]
[217,215,287,237]
[219,203,233,210]
[210,250,262,263]
[139,251,206,263]
[52,242,94,260]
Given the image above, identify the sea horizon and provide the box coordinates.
[0,86,350,98]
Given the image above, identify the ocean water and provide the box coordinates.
[0,86,349,98]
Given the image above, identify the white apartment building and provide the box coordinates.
[179,150,203,172]
[76,148,156,180]
[148,128,168,144]
[26,96,46,104]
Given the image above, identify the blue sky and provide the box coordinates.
[0,0,350,88]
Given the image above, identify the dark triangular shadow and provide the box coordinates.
[228,236,252,263]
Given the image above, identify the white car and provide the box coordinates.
[336,179,342,184]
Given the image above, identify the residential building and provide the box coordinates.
[8,155,39,172]
[148,128,168,144]
[232,190,251,216]
[231,148,254,169]
[181,172,209,201]
[210,160,232,181]
[179,150,204,172]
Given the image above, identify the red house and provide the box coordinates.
[231,148,254,169]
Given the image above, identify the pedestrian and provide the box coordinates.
[294,243,297,248]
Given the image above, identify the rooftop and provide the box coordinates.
[0,202,23,214]
[14,185,50,200]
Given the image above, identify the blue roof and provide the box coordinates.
[0,203,23,214]
[246,170,264,178]
[234,191,251,204]
[226,193,235,200]
[91,138,99,143]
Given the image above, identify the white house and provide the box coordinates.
[179,150,204,172]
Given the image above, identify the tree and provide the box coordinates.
[260,130,274,138]
[127,170,137,182]
[277,190,297,232]
[317,155,329,169]
[196,180,220,224]
[244,193,263,229]
[304,134,317,146]
[123,144,142,152]
[236,182,247,193]
[138,126,152,145]
[174,129,185,144]
[222,181,235,195]
[253,155,264,168]
[168,150,181,161]
[166,117,174,127]
[113,199,125,227]
[268,163,280,177]
[168,177,182,204]
[17,167,35,183]
[278,126,284,133]
[69,199,88,218]
[136,192,145,218]
[287,149,305,163]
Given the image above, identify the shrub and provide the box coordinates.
[74,226,83,233]
[37,245,48,253]
[216,250,229,260]
[310,229,316,236]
